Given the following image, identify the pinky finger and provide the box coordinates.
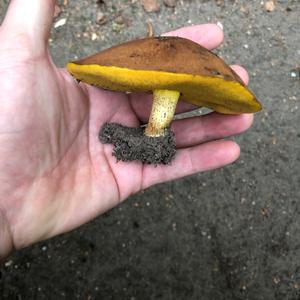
[141,140,240,189]
[231,65,249,85]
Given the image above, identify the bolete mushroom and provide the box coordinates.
[67,36,262,164]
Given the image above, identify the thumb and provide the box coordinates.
[2,0,55,54]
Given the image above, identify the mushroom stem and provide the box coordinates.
[144,89,180,137]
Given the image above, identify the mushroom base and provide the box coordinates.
[99,123,176,165]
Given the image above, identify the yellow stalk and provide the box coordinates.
[144,89,180,137]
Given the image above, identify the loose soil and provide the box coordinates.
[99,122,176,164]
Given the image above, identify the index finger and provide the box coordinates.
[163,23,224,50]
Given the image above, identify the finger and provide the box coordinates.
[172,65,249,114]
[172,65,249,115]
[2,0,55,53]
[163,23,224,50]
[142,140,240,189]
[231,65,249,85]
[172,112,254,148]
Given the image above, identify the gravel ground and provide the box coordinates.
[0,0,300,299]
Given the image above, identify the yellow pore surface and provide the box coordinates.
[67,63,262,114]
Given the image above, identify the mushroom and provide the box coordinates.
[67,36,262,164]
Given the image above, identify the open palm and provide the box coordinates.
[0,1,254,257]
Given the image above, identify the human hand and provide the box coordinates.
[0,0,253,258]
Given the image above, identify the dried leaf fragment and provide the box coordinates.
[54,4,62,18]
[142,0,161,13]
[146,22,154,37]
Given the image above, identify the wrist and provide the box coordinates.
[0,208,14,261]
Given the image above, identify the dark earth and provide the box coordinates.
[99,123,176,164]
[1,0,300,299]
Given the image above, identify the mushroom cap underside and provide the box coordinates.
[67,36,262,114]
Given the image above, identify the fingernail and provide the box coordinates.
[216,21,224,30]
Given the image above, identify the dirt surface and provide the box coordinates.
[100,123,176,164]
[1,0,300,299]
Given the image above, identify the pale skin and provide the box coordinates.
[0,0,254,259]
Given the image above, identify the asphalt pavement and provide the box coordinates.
[0,1,300,299]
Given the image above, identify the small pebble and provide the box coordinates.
[96,11,107,25]
[91,33,98,41]
[4,260,13,267]
[265,1,275,12]
[290,69,300,79]
[54,18,67,28]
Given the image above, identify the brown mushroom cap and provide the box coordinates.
[67,36,262,114]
